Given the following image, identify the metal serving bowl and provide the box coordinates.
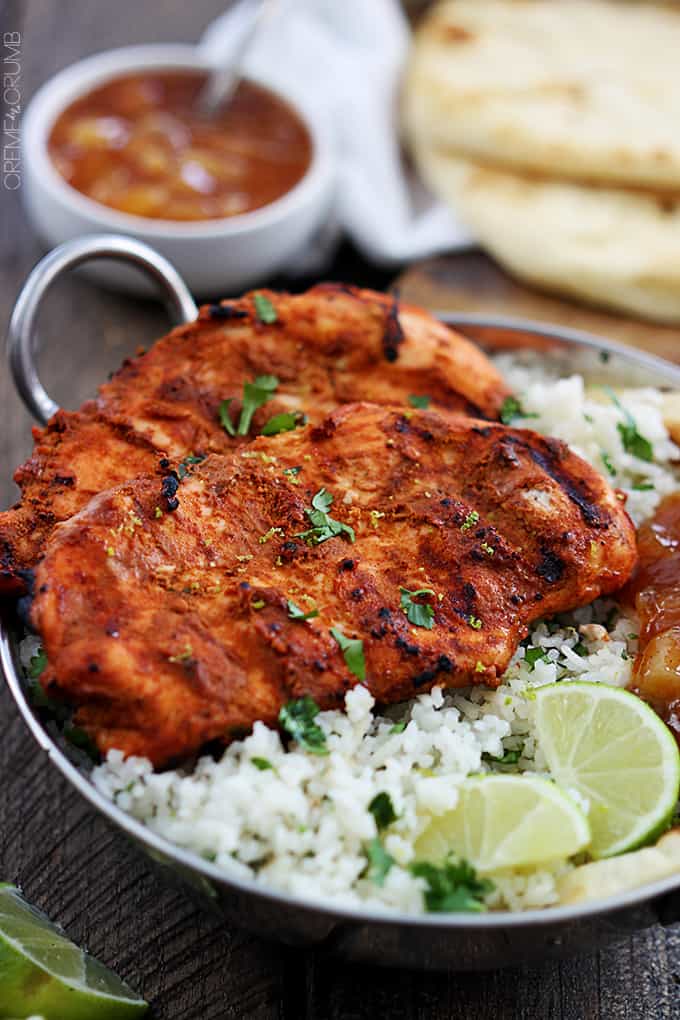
[3,234,680,971]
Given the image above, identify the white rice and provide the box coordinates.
[52,364,680,913]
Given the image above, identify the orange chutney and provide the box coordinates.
[47,71,313,222]
[626,492,680,741]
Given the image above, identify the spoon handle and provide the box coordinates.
[196,0,278,117]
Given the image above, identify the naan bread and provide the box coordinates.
[414,145,680,324]
[403,0,680,190]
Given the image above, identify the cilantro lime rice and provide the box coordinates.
[23,361,680,914]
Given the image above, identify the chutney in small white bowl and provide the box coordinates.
[21,45,335,296]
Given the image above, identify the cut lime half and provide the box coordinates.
[534,682,680,858]
[0,884,148,1020]
[414,774,590,873]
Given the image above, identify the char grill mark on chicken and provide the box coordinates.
[31,403,637,767]
[0,285,510,594]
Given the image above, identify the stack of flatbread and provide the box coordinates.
[402,0,680,323]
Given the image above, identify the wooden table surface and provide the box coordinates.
[1,3,679,1018]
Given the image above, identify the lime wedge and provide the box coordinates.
[414,774,590,872]
[534,682,680,858]
[0,884,148,1020]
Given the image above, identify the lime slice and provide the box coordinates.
[414,774,590,872]
[534,682,680,858]
[0,884,148,1020]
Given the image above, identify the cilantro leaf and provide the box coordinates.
[603,386,654,462]
[408,394,430,409]
[399,587,435,630]
[524,647,549,669]
[409,856,493,913]
[632,481,654,491]
[287,599,319,621]
[177,453,206,480]
[312,489,332,513]
[278,696,328,755]
[218,398,236,436]
[389,721,407,734]
[500,396,538,425]
[617,421,653,462]
[63,725,100,760]
[261,411,306,436]
[28,649,47,679]
[330,627,366,681]
[253,292,278,324]
[483,743,524,766]
[364,837,395,886]
[239,375,279,436]
[218,375,279,438]
[295,488,355,546]
[368,792,398,830]
[600,451,616,477]
[251,757,273,771]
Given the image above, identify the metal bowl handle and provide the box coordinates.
[7,234,198,425]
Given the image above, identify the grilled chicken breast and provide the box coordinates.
[0,285,508,595]
[32,403,636,766]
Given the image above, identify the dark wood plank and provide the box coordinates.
[1,2,679,1018]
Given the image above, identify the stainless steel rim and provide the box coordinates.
[6,234,198,425]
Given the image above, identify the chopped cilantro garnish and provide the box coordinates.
[253,292,277,324]
[603,387,654,462]
[218,398,236,437]
[524,647,549,669]
[389,721,407,734]
[483,743,524,766]
[28,649,47,679]
[330,627,366,680]
[500,396,538,425]
[368,792,398,830]
[364,837,395,886]
[600,451,616,477]
[632,481,654,491]
[572,641,589,657]
[399,587,435,630]
[480,542,495,556]
[176,453,206,480]
[468,616,483,630]
[239,375,279,436]
[618,421,653,462]
[63,725,99,759]
[409,856,493,913]
[296,488,355,546]
[278,696,328,755]
[408,394,431,409]
[287,599,319,621]
[252,599,265,610]
[261,411,306,436]
[461,510,480,532]
[251,757,273,771]
[219,374,279,437]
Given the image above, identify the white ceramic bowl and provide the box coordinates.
[21,44,335,297]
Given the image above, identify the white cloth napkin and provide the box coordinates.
[199,0,471,270]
